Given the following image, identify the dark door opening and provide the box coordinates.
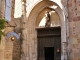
[45,47,54,60]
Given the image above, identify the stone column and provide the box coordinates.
[21,0,27,60]
[61,0,69,60]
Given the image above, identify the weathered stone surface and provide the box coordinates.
[1,0,80,60]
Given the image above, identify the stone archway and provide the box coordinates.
[27,0,67,60]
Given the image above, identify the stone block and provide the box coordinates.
[72,57,78,60]
[73,17,78,21]
[72,44,78,48]
[72,47,79,53]
[78,58,80,60]
[68,3,72,7]
[74,53,80,57]
[77,6,80,12]
[77,16,80,21]
[78,39,80,43]
[72,38,78,44]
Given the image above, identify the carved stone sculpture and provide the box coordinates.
[45,11,51,27]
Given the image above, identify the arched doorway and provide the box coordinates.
[28,0,67,60]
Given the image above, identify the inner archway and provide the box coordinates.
[38,8,60,27]
[36,7,61,60]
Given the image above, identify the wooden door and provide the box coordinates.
[54,36,61,60]
[37,27,61,60]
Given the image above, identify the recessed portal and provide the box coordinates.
[45,47,54,60]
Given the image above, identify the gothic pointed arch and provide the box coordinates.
[27,0,67,60]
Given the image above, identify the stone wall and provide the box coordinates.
[0,0,22,60]
[0,0,6,60]
[0,0,80,60]
[12,40,21,60]
[68,0,80,60]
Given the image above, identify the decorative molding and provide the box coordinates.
[6,31,20,41]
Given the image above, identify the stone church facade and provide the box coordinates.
[0,0,80,60]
